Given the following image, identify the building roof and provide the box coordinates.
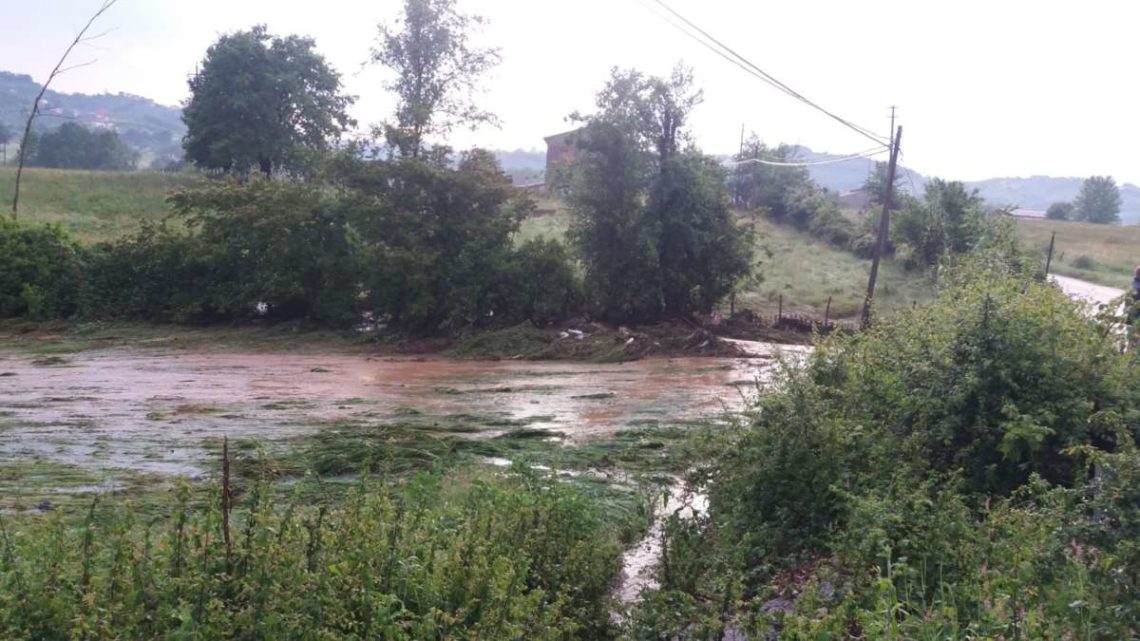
[543,127,586,144]
[1010,208,1047,219]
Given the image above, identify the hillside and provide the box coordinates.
[0,71,185,165]
[793,145,1140,224]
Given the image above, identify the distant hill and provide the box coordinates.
[0,71,185,166]
[493,148,545,185]
[789,146,1140,225]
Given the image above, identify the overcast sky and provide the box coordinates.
[3,0,1137,183]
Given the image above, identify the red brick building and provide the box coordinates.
[543,128,585,189]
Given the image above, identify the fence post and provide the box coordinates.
[1044,231,1056,277]
[778,295,783,324]
[824,296,832,328]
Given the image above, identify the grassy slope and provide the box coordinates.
[0,168,199,243]
[1016,217,1140,288]
[518,204,930,320]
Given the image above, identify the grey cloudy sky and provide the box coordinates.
[3,0,1136,183]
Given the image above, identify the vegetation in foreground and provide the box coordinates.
[0,469,641,640]
[631,258,1140,639]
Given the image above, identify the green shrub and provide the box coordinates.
[81,223,215,322]
[0,472,627,640]
[1072,254,1097,270]
[506,238,582,326]
[0,219,84,319]
[633,261,1140,636]
[170,180,361,325]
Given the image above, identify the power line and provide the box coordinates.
[644,0,890,148]
[730,146,887,168]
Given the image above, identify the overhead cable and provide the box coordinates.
[729,146,888,168]
[643,0,890,148]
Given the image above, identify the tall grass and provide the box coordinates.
[0,465,636,640]
[0,168,199,243]
[1017,217,1140,287]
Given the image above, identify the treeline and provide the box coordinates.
[1,7,753,332]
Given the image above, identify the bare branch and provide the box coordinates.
[11,0,120,218]
[56,59,100,76]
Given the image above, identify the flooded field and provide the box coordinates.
[0,343,804,477]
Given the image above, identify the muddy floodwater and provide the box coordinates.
[0,343,805,476]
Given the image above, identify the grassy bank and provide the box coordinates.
[518,205,931,321]
[0,168,198,243]
[1016,217,1140,287]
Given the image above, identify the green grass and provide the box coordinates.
[0,168,200,243]
[1016,217,1140,288]
[517,201,931,320]
[740,214,930,319]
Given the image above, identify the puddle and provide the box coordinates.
[0,346,803,476]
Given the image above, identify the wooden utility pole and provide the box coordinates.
[861,125,903,328]
[1044,231,1056,277]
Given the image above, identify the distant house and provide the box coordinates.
[1009,208,1047,220]
[543,128,585,190]
[838,188,872,211]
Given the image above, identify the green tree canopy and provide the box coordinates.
[1046,201,1074,221]
[1074,175,1121,224]
[372,0,500,159]
[0,122,11,145]
[892,178,987,269]
[568,66,752,321]
[862,159,908,209]
[183,25,354,176]
[27,122,137,170]
[729,136,810,215]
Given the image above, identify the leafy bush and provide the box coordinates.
[506,238,582,326]
[169,180,360,325]
[81,223,214,322]
[1072,254,1097,270]
[0,219,84,319]
[632,261,1140,636]
[342,150,536,333]
[0,472,629,640]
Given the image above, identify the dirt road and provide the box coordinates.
[1051,274,1125,309]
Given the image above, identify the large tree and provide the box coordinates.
[568,66,751,321]
[1074,175,1121,224]
[183,25,353,176]
[372,0,500,158]
[27,122,137,171]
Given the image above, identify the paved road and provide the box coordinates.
[1050,274,1125,310]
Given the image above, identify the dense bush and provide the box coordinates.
[0,472,630,640]
[506,238,583,326]
[0,218,83,319]
[339,149,544,332]
[170,181,361,324]
[633,262,1140,637]
[81,224,211,322]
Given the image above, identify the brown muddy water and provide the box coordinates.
[0,343,806,477]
